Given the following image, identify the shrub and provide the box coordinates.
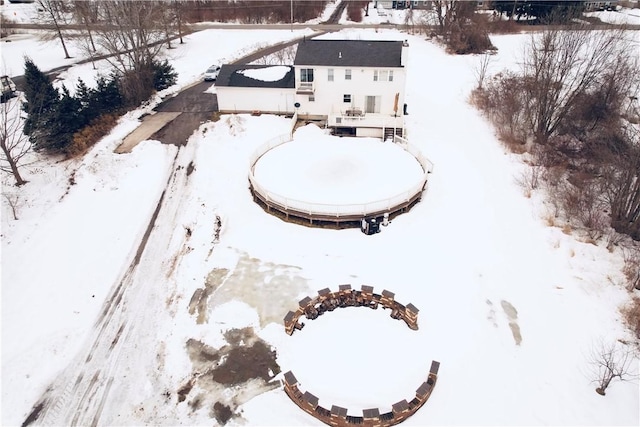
[622,245,640,291]
[472,71,529,148]
[621,296,640,339]
[448,23,495,54]
[346,1,367,22]
[489,19,520,34]
[68,113,120,157]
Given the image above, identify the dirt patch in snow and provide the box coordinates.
[501,300,522,345]
[204,251,310,327]
[179,327,281,425]
[188,267,230,324]
[181,251,308,423]
[486,299,523,345]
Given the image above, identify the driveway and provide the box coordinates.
[116,32,324,152]
[151,81,219,146]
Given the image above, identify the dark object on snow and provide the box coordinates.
[0,75,17,102]
[361,217,380,235]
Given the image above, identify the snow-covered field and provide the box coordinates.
[1,1,639,426]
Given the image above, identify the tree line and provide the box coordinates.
[472,24,639,245]
[21,57,176,157]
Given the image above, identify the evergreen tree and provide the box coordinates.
[492,1,585,23]
[94,74,123,113]
[22,57,60,152]
[527,1,584,23]
[152,59,178,91]
[49,85,84,153]
[75,78,95,125]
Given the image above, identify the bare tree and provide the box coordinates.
[70,0,100,69]
[253,46,297,66]
[71,0,98,53]
[3,192,22,220]
[0,98,30,186]
[35,0,72,59]
[589,340,638,396]
[522,26,632,144]
[159,1,176,50]
[473,52,494,89]
[601,131,640,240]
[89,1,169,104]
[431,0,493,54]
[170,0,186,45]
[432,0,447,33]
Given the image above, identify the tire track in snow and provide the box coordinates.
[23,149,186,427]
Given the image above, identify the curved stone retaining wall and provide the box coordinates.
[282,285,440,426]
[283,284,419,335]
[283,362,439,427]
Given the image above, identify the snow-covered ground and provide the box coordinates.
[1,2,639,427]
[586,7,640,25]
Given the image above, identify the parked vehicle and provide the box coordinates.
[0,75,17,102]
[204,65,221,81]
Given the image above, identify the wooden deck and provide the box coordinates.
[250,181,426,229]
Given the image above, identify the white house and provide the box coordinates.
[293,38,408,138]
[216,64,296,115]
[215,39,409,138]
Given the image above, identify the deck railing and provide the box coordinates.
[248,119,433,220]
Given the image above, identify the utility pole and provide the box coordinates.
[290,0,293,31]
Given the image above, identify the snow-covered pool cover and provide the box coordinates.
[253,124,424,206]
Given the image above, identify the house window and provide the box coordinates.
[328,69,334,82]
[345,69,352,80]
[309,95,315,102]
[374,70,393,82]
[300,68,314,82]
[343,94,351,103]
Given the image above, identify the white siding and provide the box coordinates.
[294,65,406,118]
[217,87,295,114]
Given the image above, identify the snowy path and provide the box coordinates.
[28,148,192,426]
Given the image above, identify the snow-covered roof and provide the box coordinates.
[216,64,295,88]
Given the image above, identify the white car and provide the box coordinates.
[204,65,221,81]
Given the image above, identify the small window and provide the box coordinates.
[343,94,351,103]
[328,68,334,82]
[374,70,392,82]
[345,69,352,80]
[309,95,315,102]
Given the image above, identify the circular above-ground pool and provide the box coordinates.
[249,124,432,227]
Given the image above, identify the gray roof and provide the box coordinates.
[216,64,295,88]
[294,39,405,68]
